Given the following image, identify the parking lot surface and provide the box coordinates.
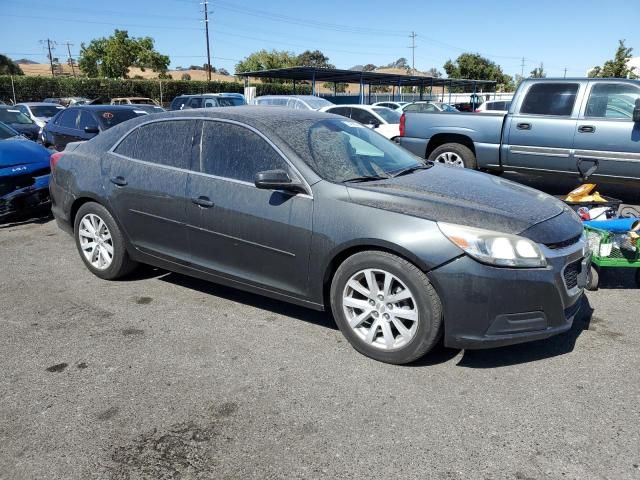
[1,176,639,480]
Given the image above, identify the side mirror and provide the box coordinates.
[369,122,381,129]
[255,169,306,194]
[84,125,99,134]
[633,99,640,122]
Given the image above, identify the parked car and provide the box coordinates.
[129,104,166,114]
[0,106,40,141]
[169,93,247,110]
[398,78,640,183]
[372,101,409,110]
[251,95,333,110]
[400,102,459,113]
[44,97,89,107]
[50,107,588,364]
[15,102,66,129]
[475,99,512,114]
[42,105,148,151]
[111,97,158,105]
[319,104,401,140]
[0,122,51,221]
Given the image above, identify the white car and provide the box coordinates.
[252,95,333,110]
[15,102,65,129]
[320,104,402,140]
[475,99,511,114]
[371,101,409,111]
[399,101,459,113]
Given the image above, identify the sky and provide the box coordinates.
[1,0,639,78]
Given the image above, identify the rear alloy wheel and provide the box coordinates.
[428,143,477,169]
[74,202,137,280]
[330,251,442,364]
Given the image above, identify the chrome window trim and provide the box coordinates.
[108,116,314,198]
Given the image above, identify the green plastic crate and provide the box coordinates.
[584,225,640,268]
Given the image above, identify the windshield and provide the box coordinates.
[0,109,33,124]
[0,122,20,139]
[30,105,65,118]
[372,107,401,123]
[303,97,334,109]
[217,96,246,106]
[283,118,423,183]
[96,109,147,129]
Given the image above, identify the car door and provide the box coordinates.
[573,81,640,181]
[186,119,313,297]
[503,82,584,172]
[105,119,197,263]
[76,110,100,142]
[50,108,79,150]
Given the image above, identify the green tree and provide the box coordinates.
[181,73,191,81]
[362,63,377,72]
[443,53,511,91]
[0,54,24,75]
[235,49,297,73]
[78,30,170,78]
[295,50,334,68]
[589,40,637,78]
[425,67,442,78]
[530,63,546,78]
[218,68,230,76]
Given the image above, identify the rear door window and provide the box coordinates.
[520,83,579,116]
[188,97,203,109]
[350,108,378,125]
[199,121,289,183]
[327,107,351,118]
[77,111,97,130]
[203,98,218,108]
[113,120,197,169]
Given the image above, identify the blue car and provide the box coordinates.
[0,122,51,221]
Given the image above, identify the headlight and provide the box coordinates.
[438,222,547,268]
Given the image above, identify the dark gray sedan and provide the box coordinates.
[49,107,589,364]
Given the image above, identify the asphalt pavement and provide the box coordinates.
[1,174,639,479]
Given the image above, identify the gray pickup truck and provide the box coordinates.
[399,78,640,183]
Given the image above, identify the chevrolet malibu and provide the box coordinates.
[49,107,589,364]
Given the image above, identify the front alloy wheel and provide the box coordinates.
[342,269,418,350]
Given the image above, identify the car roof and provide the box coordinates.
[255,95,323,100]
[17,102,63,106]
[69,105,148,110]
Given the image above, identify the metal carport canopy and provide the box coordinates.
[237,66,496,102]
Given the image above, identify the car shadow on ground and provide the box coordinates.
[595,268,638,289]
[158,272,337,330]
[0,210,53,228]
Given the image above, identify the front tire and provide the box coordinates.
[74,202,137,280]
[586,265,599,291]
[428,143,477,169]
[330,251,443,364]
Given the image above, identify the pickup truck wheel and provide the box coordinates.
[428,143,477,169]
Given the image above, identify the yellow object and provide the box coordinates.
[565,183,607,203]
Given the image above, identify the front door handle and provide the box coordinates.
[110,176,128,187]
[517,123,532,130]
[578,125,596,133]
[191,196,214,208]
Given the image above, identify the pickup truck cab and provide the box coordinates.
[399,78,640,183]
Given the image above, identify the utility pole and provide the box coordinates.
[203,1,212,82]
[520,57,525,78]
[563,67,567,78]
[409,31,417,72]
[65,41,76,77]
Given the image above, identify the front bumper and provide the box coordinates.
[0,181,51,221]
[428,240,589,349]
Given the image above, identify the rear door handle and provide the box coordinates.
[110,176,128,187]
[517,123,531,130]
[191,196,214,208]
[578,125,596,133]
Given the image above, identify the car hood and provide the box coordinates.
[346,165,583,244]
[0,138,51,172]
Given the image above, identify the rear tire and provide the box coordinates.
[428,143,477,169]
[330,251,443,364]
[73,202,137,280]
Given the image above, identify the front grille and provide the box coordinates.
[546,234,581,250]
[563,260,581,290]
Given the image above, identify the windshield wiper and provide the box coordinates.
[341,174,389,183]
[390,163,433,178]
